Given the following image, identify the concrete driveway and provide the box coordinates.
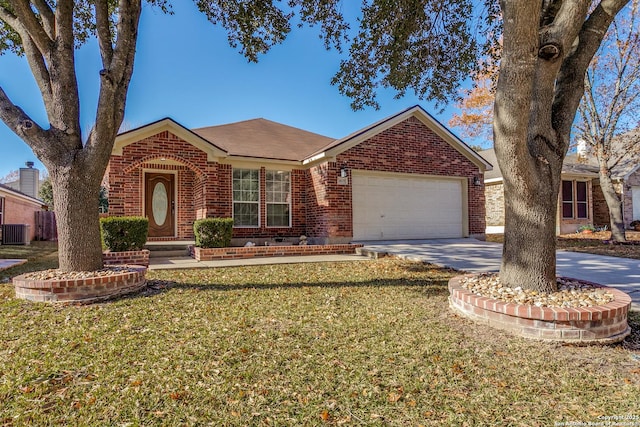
[360,239,640,311]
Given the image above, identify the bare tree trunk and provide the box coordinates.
[597,158,627,241]
[49,159,104,272]
[495,0,628,292]
[500,170,560,292]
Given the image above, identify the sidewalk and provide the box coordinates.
[0,259,27,271]
[148,254,370,270]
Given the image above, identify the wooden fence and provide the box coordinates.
[35,211,57,241]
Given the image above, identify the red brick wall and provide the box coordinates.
[108,134,309,241]
[231,167,307,240]
[306,116,486,239]
[108,131,213,239]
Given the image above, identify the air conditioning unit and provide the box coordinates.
[1,224,30,245]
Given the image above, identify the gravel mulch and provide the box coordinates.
[20,266,141,281]
[460,273,615,308]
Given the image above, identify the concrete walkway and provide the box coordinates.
[359,239,640,311]
[148,254,369,270]
[0,259,27,271]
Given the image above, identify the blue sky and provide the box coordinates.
[0,2,468,179]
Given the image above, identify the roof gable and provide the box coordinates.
[114,118,228,161]
[305,105,493,171]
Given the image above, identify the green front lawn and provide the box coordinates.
[1,259,639,426]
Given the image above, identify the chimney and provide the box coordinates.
[576,139,588,159]
[19,161,40,199]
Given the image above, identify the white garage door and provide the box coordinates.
[352,172,464,240]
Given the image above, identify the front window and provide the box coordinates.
[561,180,588,219]
[266,171,291,227]
[233,169,259,227]
[576,181,588,218]
[0,197,4,225]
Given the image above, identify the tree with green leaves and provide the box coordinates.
[449,0,640,245]
[0,0,343,272]
[38,177,53,209]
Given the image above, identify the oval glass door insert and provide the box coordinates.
[152,182,168,226]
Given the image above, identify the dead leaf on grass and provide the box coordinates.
[388,392,401,403]
[19,386,33,394]
[451,363,465,375]
[169,391,186,400]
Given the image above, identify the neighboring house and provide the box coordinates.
[588,129,640,229]
[481,139,640,234]
[0,182,46,243]
[106,106,492,244]
[480,148,600,235]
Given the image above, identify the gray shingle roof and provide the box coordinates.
[192,118,335,162]
[479,148,599,181]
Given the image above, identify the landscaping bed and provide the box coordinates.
[449,274,631,343]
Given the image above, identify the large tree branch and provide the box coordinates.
[0,5,19,29]
[43,0,81,139]
[0,5,54,127]
[22,35,53,107]
[54,0,75,51]
[8,0,52,55]
[494,0,541,183]
[529,1,591,162]
[0,86,53,159]
[86,0,142,167]
[32,0,55,39]
[94,0,114,68]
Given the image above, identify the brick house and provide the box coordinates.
[106,106,492,244]
[0,183,46,243]
[481,145,640,234]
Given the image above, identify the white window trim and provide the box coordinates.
[265,170,292,228]
[232,168,260,228]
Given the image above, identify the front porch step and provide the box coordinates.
[355,247,387,259]
[144,241,193,258]
[148,249,190,258]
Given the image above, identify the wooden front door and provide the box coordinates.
[145,173,175,238]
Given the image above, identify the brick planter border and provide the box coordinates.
[103,249,150,267]
[448,275,631,344]
[14,266,147,304]
[191,244,363,261]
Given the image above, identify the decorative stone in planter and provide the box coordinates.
[13,265,147,304]
[449,274,631,344]
[103,249,150,267]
